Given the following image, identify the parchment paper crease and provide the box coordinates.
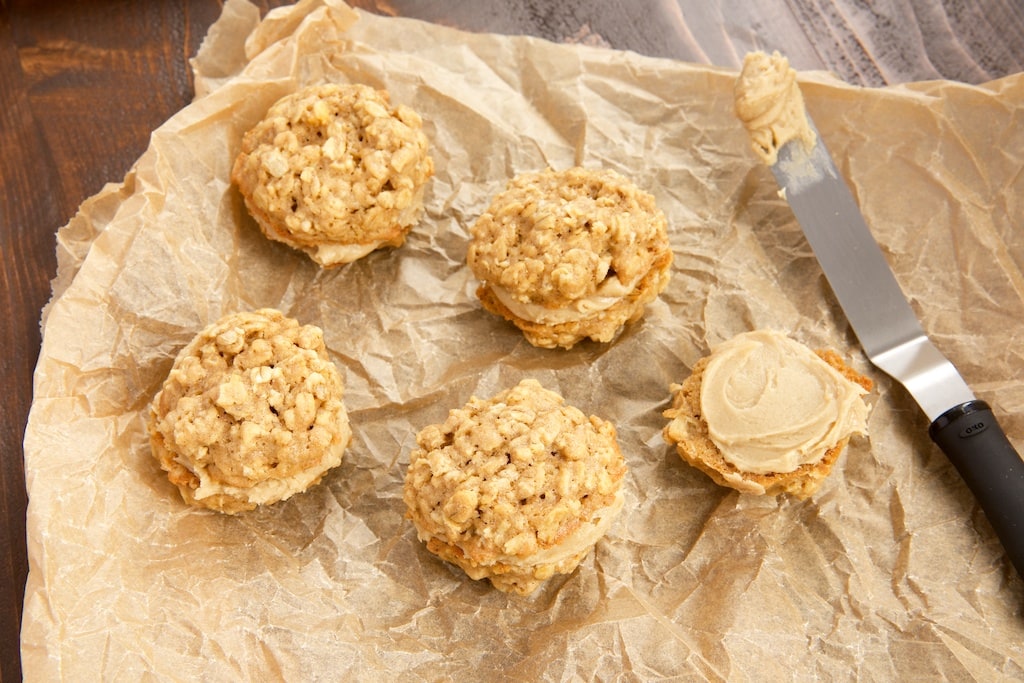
[22,0,1024,679]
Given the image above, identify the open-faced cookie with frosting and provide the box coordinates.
[467,167,673,349]
[403,379,627,595]
[147,309,352,514]
[662,329,872,498]
[231,83,434,267]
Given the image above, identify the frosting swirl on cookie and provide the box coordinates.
[700,330,869,474]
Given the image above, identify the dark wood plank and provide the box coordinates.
[0,8,58,681]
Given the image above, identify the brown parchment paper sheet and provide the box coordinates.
[22,0,1024,679]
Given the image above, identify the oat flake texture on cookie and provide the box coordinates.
[403,379,627,595]
[468,167,673,349]
[231,83,434,268]
[147,309,352,514]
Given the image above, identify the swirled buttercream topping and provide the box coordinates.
[700,330,869,474]
[734,51,816,165]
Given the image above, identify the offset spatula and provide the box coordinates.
[769,114,1024,579]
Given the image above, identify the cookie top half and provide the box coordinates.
[467,167,670,309]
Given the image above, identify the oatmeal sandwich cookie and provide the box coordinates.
[403,379,627,594]
[231,83,434,267]
[663,329,872,498]
[467,167,673,349]
[148,309,352,513]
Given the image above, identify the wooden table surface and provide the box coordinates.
[2,0,1021,679]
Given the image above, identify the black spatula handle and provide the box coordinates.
[930,400,1024,580]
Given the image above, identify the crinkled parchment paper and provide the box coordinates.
[22,0,1024,679]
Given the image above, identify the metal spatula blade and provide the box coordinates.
[770,117,1024,579]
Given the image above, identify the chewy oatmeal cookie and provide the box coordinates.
[467,167,673,349]
[403,379,627,594]
[231,83,434,267]
[663,329,872,498]
[148,309,352,513]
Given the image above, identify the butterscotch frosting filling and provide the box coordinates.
[700,330,869,474]
[489,272,641,324]
[734,50,816,165]
[311,240,384,265]
[181,448,342,507]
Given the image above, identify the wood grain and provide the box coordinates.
[1,1,1021,679]
[357,0,1024,85]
